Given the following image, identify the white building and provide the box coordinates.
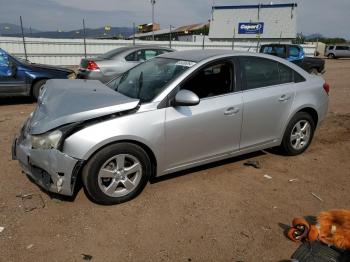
[209,3,297,43]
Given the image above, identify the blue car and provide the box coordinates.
[0,48,75,99]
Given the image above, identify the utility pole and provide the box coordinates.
[82,19,87,59]
[19,16,28,61]
[151,0,156,41]
[133,22,136,46]
[231,27,236,50]
[169,25,172,49]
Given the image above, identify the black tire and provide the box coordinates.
[280,112,315,156]
[32,79,47,99]
[327,53,336,59]
[310,68,319,75]
[82,143,152,205]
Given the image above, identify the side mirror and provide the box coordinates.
[174,89,200,107]
[10,61,17,77]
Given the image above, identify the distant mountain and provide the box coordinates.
[0,24,134,39]
[304,34,324,40]
[0,23,41,36]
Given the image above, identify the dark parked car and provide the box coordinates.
[77,45,174,83]
[0,48,75,99]
[260,44,325,74]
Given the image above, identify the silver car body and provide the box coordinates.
[77,46,174,83]
[13,50,329,196]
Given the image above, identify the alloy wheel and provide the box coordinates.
[97,154,142,197]
[290,120,311,150]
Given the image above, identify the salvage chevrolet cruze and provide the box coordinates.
[13,50,329,204]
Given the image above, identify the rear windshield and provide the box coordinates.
[97,47,129,59]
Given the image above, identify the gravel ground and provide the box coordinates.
[0,59,349,262]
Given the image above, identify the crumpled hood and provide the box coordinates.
[29,79,140,134]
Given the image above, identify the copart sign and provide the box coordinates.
[238,22,264,34]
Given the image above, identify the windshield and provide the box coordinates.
[107,57,195,103]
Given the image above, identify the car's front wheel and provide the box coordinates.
[280,112,315,156]
[32,79,47,99]
[82,143,152,205]
[327,53,336,59]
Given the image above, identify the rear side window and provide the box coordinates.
[335,46,349,51]
[278,63,294,84]
[241,57,280,89]
[241,57,305,90]
[289,46,300,57]
[261,46,286,58]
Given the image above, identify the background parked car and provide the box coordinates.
[76,45,174,83]
[260,44,325,74]
[0,48,75,99]
[325,45,350,59]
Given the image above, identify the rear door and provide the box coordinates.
[164,58,243,170]
[335,46,349,57]
[238,56,298,149]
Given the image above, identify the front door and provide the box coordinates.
[164,59,243,170]
[0,53,26,95]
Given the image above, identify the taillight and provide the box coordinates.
[86,60,100,71]
[323,83,330,95]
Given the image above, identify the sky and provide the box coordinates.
[0,0,349,39]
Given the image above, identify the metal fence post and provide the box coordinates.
[231,27,236,50]
[133,22,136,46]
[279,31,282,44]
[19,16,28,61]
[83,19,87,58]
[169,25,172,49]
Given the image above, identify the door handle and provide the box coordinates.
[278,95,291,102]
[224,107,240,115]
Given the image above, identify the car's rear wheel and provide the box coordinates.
[32,79,47,99]
[280,112,315,156]
[82,143,152,205]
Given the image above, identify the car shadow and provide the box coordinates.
[150,150,266,184]
[0,97,36,105]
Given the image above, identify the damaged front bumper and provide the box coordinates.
[12,122,84,196]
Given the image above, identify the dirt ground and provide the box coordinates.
[0,59,349,262]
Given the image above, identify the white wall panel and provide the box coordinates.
[0,37,315,66]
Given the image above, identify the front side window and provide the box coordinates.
[0,52,11,77]
[328,46,334,50]
[180,60,234,99]
[107,58,192,102]
[125,49,160,62]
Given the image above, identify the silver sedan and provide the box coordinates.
[76,45,174,83]
[13,50,329,204]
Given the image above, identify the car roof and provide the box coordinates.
[159,49,251,62]
[119,45,173,51]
